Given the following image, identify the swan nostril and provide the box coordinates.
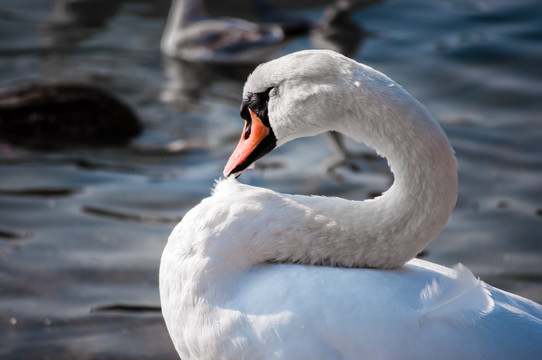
[244,122,252,140]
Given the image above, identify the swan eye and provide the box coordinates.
[239,87,273,129]
[252,90,270,112]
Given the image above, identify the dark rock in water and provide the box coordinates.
[90,303,161,314]
[0,82,142,148]
[0,226,33,240]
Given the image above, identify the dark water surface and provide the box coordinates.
[1,0,541,358]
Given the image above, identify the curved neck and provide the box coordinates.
[162,0,206,37]
[161,0,208,55]
[329,92,457,268]
[252,82,456,269]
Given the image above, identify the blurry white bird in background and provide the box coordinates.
[160,0,312,63]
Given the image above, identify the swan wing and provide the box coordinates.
[224,260,542,360]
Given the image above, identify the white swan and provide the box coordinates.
[161,0,310,63]
[160,50,542,359]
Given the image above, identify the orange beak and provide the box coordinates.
[224,108,274,177]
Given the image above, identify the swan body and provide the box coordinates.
[160,50,542,359]
[161,0,309,63]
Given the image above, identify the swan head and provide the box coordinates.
[224,50,362,177]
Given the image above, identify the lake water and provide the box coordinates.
[1,0,541,358]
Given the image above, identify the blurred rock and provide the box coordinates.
[0,82,142,148]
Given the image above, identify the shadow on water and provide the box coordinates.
[1,0,542,358]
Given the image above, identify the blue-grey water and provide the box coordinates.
[1,0,541,358]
